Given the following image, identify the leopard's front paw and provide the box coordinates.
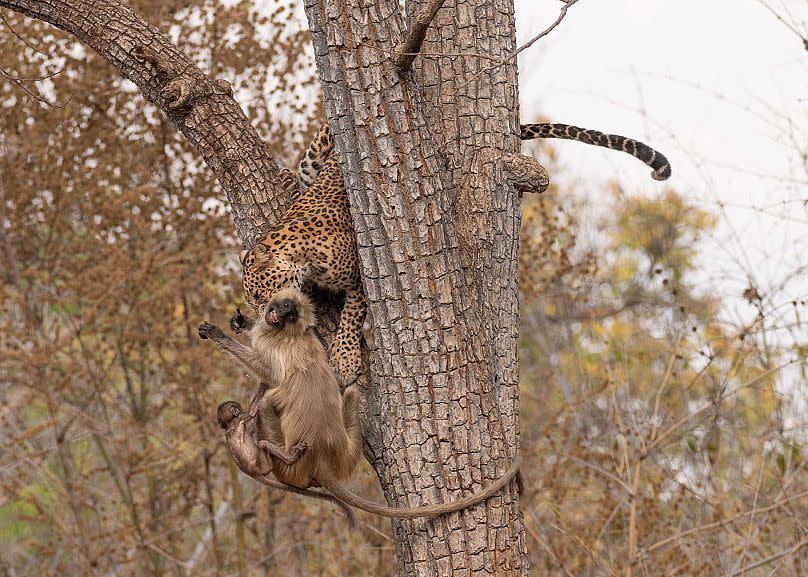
[198,322,225,341]
[229,308,247,334]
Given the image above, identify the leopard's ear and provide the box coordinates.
[252,243,272,262]
[239,250,249,264]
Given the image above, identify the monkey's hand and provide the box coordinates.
[229,308,256,334]
[198,321,225,341]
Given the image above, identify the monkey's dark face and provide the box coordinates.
[266,298,299,329]
[217,401,243,429]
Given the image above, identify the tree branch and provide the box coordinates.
[503,153,549,195]
[0,0,292,245]
[393,0,446,72]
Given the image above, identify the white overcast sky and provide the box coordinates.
[513,0,807,421]
[515,0,807,322]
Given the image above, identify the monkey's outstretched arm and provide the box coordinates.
[198,322,270,380]
[258,440,308,466]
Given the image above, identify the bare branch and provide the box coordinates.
[0,9,49,56]
[728,532,808,577]
[0,0,294,245]
[511,0,580,62]
[453,0,580,94]
[754,0,807,44]
[393,0,446,72]
[0,63,69,108]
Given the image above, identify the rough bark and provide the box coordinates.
[304,0,526,575]
[0,0,292,245]
[3,0,529,574]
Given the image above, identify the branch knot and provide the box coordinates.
[502,153,549,195]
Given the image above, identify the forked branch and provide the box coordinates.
[394,0,447,72]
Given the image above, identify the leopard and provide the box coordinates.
[240,122,671,384]
[240,124,364,385]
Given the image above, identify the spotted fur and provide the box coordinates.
[242,122,671,383]
[521,123,672,181]
[241,125,362,384]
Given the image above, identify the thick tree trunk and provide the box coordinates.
[304,0,526,575]
[2,0,528,574]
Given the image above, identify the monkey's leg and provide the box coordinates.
[198,323,270,379]
[255,395,283,474]
[257,440,308,466]
[330,289,366,385]
[246,382,271,418]
[229,308,257,334]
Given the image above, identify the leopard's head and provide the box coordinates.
[240,243,296,310]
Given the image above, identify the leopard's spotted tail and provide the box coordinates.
[520,123,672,181]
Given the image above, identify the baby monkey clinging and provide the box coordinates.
[199,287,520,519]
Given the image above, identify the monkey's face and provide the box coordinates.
[266,298,299,329]
[217,401,243,429]
[254,287,316,338]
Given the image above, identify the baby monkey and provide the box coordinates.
[200,287,520,520]
[216,382,357,527]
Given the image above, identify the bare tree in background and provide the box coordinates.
[0,0,532,574]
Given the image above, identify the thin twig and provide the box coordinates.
[454,0,581,92]
[394,0,447,72]
[0,10,49,57]
[644,362,791,456]
[510,0,580,62]
[754,0,806,41]
[642,489,808,556]
[564,454,632,493]
[728,532,808,577]
[0,63,70,108]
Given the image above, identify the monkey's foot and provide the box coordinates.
[258,440,308,466]
[290,441,308,460]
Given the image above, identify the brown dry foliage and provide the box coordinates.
[2,3,807,577]
[1,3,393,576]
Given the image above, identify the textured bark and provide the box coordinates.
[0,0,292,245]
[304,0,527,575]
[4,0,529,574]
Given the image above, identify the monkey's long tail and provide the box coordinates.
[318,457,520,520]
[251,474,358,529]
[520,123,672,181]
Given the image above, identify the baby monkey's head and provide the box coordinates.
[262,287,316,337]
[217,401,243,429]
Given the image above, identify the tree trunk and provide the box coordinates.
[1,0,528,574]
[304,0,526,574]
